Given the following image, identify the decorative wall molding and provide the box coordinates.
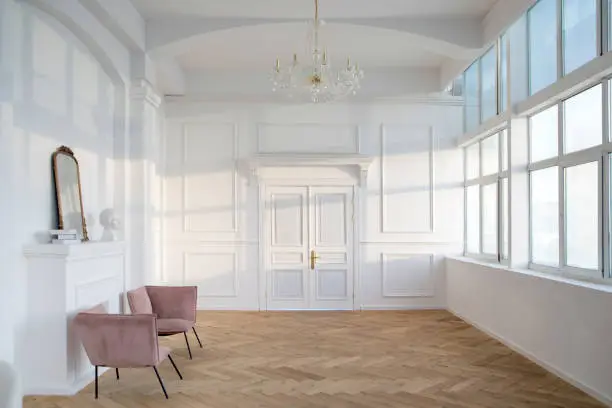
[183,251,239,298]
[380,124,436,234]
[131,79,162,108]
[244,153,374,186]
[381,253,435,298]
[257,123,361,154]
[181,122,239,233]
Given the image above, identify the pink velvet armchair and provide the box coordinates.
[127,286,202,359]
[73,304,183,399]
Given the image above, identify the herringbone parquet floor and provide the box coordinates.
[24,311,605,408]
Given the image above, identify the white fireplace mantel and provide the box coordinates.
[243,153,375,186]
[22,241,126,395]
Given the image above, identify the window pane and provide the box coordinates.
[565,85,603,154]
[530,106,559,163]
[502,178,509,260]
[482,183,498,255]
[500,34,508,113]
[482,134,499,176]
[563,0,597,75]
[610,0,612,52]
[466,185,480,253]
[466,143,480,180]
[529,0,558,95]
[501,130,508,172]
[481,46,498,122]
[465,62,480,133]
[531,167,559,266]
[566,162,599,270]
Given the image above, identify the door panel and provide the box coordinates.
[315,193,348,246]
[266,186,308,310]
[265,185,354,310]
[309,186,354,310]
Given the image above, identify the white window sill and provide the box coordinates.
[446,255,612,294]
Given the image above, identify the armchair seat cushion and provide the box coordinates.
[157,318,193,334]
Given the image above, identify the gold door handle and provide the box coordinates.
[310,250,320,270]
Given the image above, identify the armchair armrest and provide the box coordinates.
[73,312,161,368]
[146,286,197,322]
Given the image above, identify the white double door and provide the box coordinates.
[264,185,354,310]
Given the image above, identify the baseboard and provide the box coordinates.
[448,308,612,408]
[196,306,260,311]
[360,305,445,311]
[24,367,107,396]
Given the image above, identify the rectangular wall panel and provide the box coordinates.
[381,125,434,233]
[258,123,359,153]
[184,252,238,297]
[182,123,237,233]
[382,253,435,297]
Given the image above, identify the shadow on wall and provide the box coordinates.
[10,4,121,242]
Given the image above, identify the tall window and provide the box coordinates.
[481,46,498,122]
[563,0,598,74]
[465,62,480,133]
[529,0,558,95]
[465,130,508,260]
[528,85,603,277]
[500,34,508,113]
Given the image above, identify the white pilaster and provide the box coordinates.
[127,78,162,289]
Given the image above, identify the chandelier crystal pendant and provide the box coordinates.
[270,0,365,103]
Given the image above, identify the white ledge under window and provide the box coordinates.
[446,256,612,294]
[243,153,375,186]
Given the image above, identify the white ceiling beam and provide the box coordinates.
[77,0,146,52]
[147,17,484,57]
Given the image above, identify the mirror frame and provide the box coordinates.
[52,146,89,241]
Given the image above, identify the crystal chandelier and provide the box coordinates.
[270,0,365,103]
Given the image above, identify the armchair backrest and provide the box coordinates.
[73,305,160,368]
[146,286,197,322]
[127,287,153,314]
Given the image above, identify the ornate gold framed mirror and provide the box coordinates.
[52,146,89,241]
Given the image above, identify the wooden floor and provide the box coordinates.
[25,311,604,408]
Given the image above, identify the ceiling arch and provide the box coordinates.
[147,17,483,59]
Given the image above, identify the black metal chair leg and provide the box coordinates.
[193,327,203,348]
[153,367,169,399]
[168,355,183,380]
[94,366,99,399]
[115,368,119,380]
[183,332,193,359]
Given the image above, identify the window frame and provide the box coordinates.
[464,129,509,264]
[480,45,499,124]
[527,81,610,281]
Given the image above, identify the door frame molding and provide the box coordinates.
[258,174,362,311]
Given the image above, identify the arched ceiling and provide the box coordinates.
[131,0,498,20]
[176,23,448,70]
[130,0,499,99]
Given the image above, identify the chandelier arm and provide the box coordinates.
[269,0,365,102]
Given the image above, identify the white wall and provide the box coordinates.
[446,258,612,406]
[0,0,158,405]
[162,101,464,310]
[5,0,118,387]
